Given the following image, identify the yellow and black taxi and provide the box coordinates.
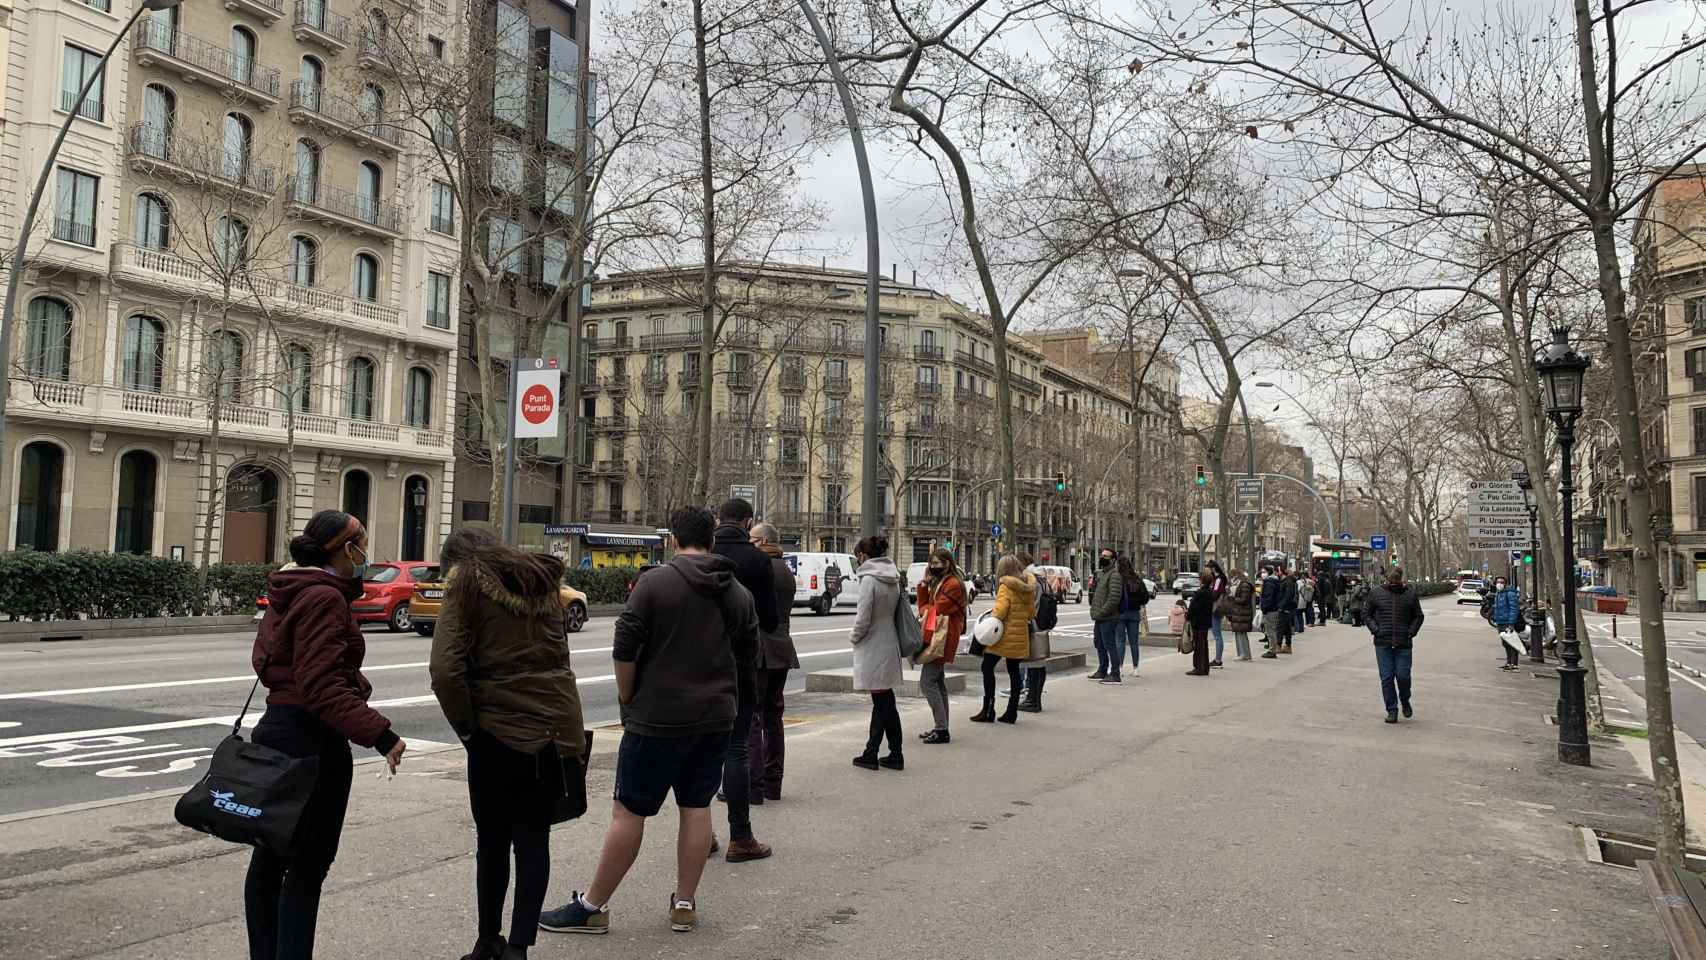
[410,566,590,637]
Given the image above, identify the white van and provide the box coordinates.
[908,561,980,603]
[785,552,862,615]
[1034,565,1084,603]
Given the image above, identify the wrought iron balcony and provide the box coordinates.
[293,2,351,51]
[134,22,281,106]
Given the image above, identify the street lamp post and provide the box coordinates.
[0,0,187,489]
[1514,470,1545,662]
[1536,326,1591,767]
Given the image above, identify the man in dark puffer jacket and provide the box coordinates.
[1364,566,1425,724]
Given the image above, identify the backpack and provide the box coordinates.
[1034,591,1059,631]
[1125,575,1151,609]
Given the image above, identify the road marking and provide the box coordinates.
[0,717,241,749]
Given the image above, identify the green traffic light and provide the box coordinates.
[1194,476,1206,487]
[1523,552,1533,565]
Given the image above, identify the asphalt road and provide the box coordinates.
[1577,608,1706,737]
[0,595,1166,819]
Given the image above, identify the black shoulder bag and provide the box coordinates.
[174,658,321,857]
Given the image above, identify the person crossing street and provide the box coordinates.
[1364,566,1425,723]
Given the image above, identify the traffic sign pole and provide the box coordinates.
[503,359,518,545]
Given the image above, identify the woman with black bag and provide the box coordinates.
[246,510,407,960]
[430,528,587,960]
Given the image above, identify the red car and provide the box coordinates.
[351,561,437,632]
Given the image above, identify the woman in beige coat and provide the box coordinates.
[972,554,1036,724]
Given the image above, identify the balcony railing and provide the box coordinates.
[954,349,995,376]
[288,80,402,150]
[777,414,806,432]
[588,336,632,353]
[779,367,806,391]
[112,242,402,328]
[678,370,703,389]
[778,458,807,476]
[594,416,630,431]
[1010,373,1041,395]
[727,369,755,389]
[60,89,103,121]
[127,122,280,197]
[641,331,702,350]
[603,375,630,393]
[641,369,669,390]
[905,514,953,529]
[134,22,281,102]
[52,217,96,247]
[915,381,942,399]
[225,0,285,25]
[293,2,351,48]
[285,177,402,234]
[821,414,850,433]
[914,344,944,361]
[823,375,850,396]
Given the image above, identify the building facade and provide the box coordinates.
[2,0,462,563]
[541,263,1173,575]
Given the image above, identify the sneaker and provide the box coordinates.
[1384,712,1399,724]
[1099,674,1122,684]
[1401,703,1414,719]
[669,894,697,933]
[1086,672,1108,681]
[1016,702,1042,713]
[852,753,879,770]
[1261,651,1279,659]
[539,894,609,935]
[878,753,905,770]
[921,729,951,744]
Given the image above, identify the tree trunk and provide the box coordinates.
[691,0,716,506]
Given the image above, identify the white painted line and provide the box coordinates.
[0,660,432,701]
[0,716,240,749]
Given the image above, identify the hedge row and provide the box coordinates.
[1411,580,1456,598]
[0,550,277,621]
[563,567,643,604]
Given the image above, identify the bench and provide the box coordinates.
[1639,860,1706,959]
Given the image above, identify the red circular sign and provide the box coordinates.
[521,383,554,424]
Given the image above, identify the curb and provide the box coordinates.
[1619,635,1706,679]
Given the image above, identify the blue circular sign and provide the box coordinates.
[991,523,1003,537]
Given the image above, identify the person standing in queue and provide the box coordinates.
[974,554,1037,722]
[1185,562,1216,676]
[1224,568,1257,662]
[850,535,905,770]
[709,499,776,863]
[746,523,798,800]
[247,510,407,960]
[537,507,756,936]
[1203,560,1229,668]
[914,547,967,742]
[430,528,585,960]
[1087,548,1124,682]
[1115,554,1150,676]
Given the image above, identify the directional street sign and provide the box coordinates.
[990,523,1004,538]
[1467,479,1535,551]
[1370,534,1388,551]
[729,484,757,504]
[1234,477,1264,515]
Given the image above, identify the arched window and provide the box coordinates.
[346,355,375,420]
[222,464,278,563]
[583,322,597,342]
[231,26,256,84]
[299,56,323,105]
[115,450,158,554]
[300,0,326,31]
[208,330,244,402]
[15,441,64,551]
[353,253,379,301]
[366,8,388,43]
[23,297,71,381]
[140,84,174,158]
[404,367,431,426]
[356,161,382,222]
[293,139,319,204]
[134,192,170,249]
[360,82,384,121]
[286,344,313,412]
[614,320,629,343]
[122,315,166,393]
[222,112,252,183]
[341,469,371,527]
[289,234,318,285]
[216,215,248,269]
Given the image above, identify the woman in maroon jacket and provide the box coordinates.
[914,548,967,744]
[246,509,407,960]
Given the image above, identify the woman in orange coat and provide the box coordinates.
[973,554,1036,724]
[914,548,967,745]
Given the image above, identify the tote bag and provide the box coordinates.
[893,594,925,659]
[174,660,319,857]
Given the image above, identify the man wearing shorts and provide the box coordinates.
[539,506,758,936]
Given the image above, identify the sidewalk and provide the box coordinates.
[0,603,1670,959]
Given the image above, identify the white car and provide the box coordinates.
[786,552,862,615]
[1455,579,1486,604]
[1172,575,1201,597]
[1034,565,1084,603]
[905,562,980,603]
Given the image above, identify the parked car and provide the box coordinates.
[1032,565,1084,603]
[409,568,590,637]
[352,561,439,632]
[786,551,861,615]
[1172,574,1201,598]
[1455,579,1486,604]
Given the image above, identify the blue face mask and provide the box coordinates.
[348,544,370,581]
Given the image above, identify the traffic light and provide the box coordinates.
[1054,471,1067,493]
[944,539,953,550]
[1194,464,1206,487]
[1522,550,1534,565]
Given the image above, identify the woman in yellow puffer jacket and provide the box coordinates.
[972,554,1036,724]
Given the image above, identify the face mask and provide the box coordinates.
[1098,556,1112,568]
[1495,582,1506,590]
[348,543,370,580]
[928,565,944,575]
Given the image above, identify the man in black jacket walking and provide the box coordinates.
[1364,566,1425,723]
[710,498,775,864]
